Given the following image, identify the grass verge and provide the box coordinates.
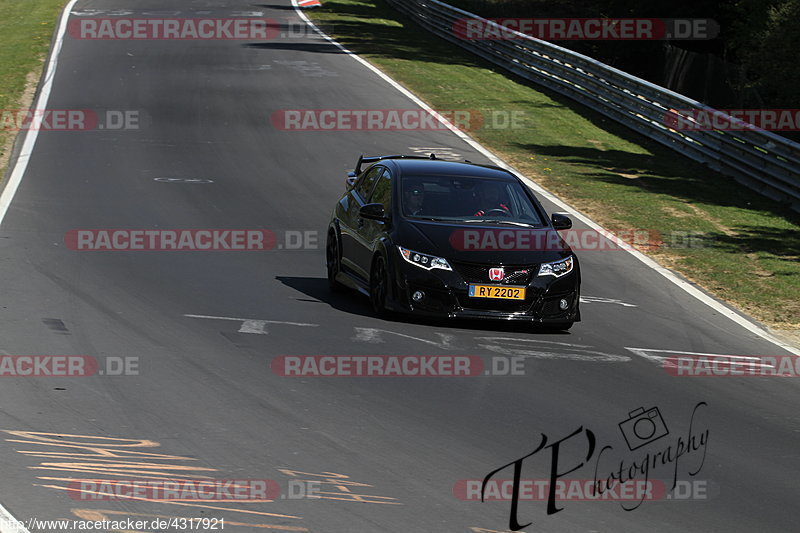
[0,0,68,178]
[307,0,800,336]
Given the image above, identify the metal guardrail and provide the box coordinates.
[386,0,800,212]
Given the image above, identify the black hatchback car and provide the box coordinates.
[325,155,580,330]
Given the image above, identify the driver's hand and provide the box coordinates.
[474,210,485,216]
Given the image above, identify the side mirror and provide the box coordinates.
[551,212,572,230]
[345,171,357,188]
[359,203,387,221]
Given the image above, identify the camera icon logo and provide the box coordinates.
[618,406,670,450]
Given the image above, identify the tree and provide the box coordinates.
[742,0,800,108]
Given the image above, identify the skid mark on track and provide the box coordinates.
[476,337,630,362]
[352,327,456,349]
[580,296,637,307]
[184,314,318,335]
[351,327,628,362]
[626,347,778,369]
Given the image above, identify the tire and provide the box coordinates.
[369,255,390,317]
[326,232,345,292]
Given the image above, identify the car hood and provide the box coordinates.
[397,219,573,264]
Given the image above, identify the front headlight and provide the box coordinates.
[538,256,574,278]
[397,246,452,271]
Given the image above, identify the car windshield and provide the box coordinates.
[400,175,544,226]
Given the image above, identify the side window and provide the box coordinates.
[369,169,392,212]
[355,166,384,201]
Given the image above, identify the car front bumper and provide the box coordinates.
[388,257,581,323]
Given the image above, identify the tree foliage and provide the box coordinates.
[739,0,800,107]
[445,0,798,109]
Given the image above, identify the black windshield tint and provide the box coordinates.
[400,175,543,225]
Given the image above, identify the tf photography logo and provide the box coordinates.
[480,402,709,530]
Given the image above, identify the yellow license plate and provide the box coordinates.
[468,285,526,300]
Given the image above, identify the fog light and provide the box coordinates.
[559,298,569,310]
[412,290,425,302]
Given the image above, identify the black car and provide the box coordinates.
[325,155,581,330]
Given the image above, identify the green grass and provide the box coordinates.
[309,0,800,329]
[0,0,67,177]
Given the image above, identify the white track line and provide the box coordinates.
[290,0,799,356]
[0,501,30,533]
[0,0,79,530]
[0,0,80,226]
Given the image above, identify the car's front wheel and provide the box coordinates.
[370,255,390,316]
[326,231,345,292]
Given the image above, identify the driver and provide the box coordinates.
[404,182,425,216]
[474,182,510,217]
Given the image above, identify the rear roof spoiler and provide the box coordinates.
[355,153,437,175]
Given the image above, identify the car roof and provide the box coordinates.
[382,159,515,180]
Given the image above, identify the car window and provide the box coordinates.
[400,175,544,226]
[355,166,384,201]
[368,168,392,212]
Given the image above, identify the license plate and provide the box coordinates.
[468,285,526,300]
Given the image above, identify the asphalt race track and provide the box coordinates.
[0,1,798,532]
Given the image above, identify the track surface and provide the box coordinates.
[0,1,798,532]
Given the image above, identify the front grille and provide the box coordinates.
[451,262,487,283]
[451,261,536,285]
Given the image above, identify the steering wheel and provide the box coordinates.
[485,208,511,217]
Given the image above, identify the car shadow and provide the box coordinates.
[276,275,378,320]
[276,276,571,335]
[242,42,343,53]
